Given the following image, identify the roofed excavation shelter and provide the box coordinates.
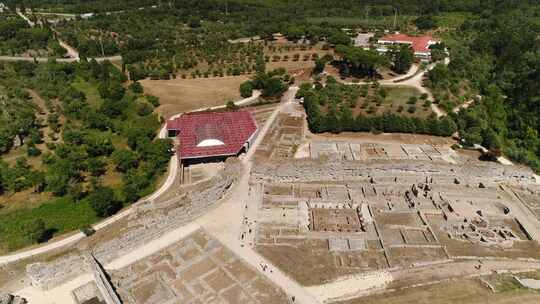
[167,111,259,165]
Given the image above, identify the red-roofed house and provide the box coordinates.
[167,111,258,164]
[377,33,439,61]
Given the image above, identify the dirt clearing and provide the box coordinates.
[140,76,250,118]
[339,276,540,304]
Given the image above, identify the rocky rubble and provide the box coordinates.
[0,294,26,304]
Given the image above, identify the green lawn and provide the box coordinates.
[0,197,99,253]
[72,78,105,108]
[385,86,422,104]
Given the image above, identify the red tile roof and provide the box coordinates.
[379,33,436,53]
[167,111,258,159]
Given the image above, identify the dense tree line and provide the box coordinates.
[426,4,540,171]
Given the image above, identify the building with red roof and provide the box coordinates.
[377,33,439,61]
[167,111,258,164]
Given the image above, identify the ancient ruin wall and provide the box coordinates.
[251,159,535,184]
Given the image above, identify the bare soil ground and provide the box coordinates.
[339,276,540,304]
[140,76,250,118]
[307,131,457,146]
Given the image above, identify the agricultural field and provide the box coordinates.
[140,76,250,118]
[340,275,540,304]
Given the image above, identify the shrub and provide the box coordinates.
[26,219,48,243]
[146,95,160,107]
[407,105,417,113]
[137,102,153,116]
[408,96,418,104]
[226,101,239,111]
[88,186,122,217]
[27,144,41,157]
[129,82,144,94]
[239,81,254,98]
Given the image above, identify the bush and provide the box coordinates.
[26,218,48,243]
[80,225,96,236]
[129,81,144,94]
[226,101,239,111]
[27,144,41,157]
[88,186,122,217]
[239,81,254,98]
[137,102,154,116]
[408,96,418,104]
[146,95,160,107]
[407,105,417,113]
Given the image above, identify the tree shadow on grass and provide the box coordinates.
[38,228,58,243]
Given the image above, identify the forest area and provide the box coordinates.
[0,59,171,252]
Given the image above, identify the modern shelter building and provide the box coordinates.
[166,111,258,164]
[377,33,439,61]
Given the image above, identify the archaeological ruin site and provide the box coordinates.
[2,102,540,304]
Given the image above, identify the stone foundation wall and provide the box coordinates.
[251,160,535,184]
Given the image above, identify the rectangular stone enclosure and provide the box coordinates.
[310,208,362,232]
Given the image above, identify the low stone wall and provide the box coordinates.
[26,254,86,291]
[251,159,535,185]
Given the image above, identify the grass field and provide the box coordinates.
[0,197,99,254]
[140,76,250,118]
[72,78,105,107]
[340,275,540,304]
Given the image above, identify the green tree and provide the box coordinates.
[88,186,122,217]
[415,16,438,30]
[111,149,139,172]
[129,81,144,94]
[313,58,326,75]
[26,218,47,243]
[239,81,254,98]
[392,45,414,74]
